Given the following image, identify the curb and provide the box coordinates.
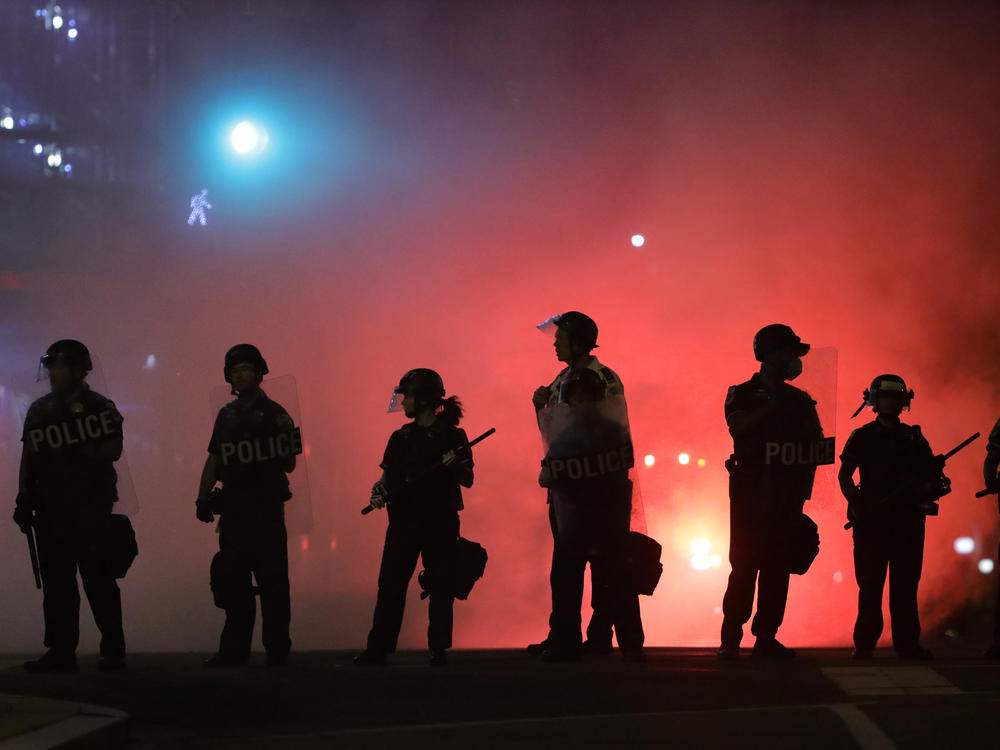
[0,694,128,749]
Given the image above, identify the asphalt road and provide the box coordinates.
[2,646,999,749]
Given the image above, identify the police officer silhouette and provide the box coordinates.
[195,344,301,667]
[530,311,626,656]
[840,375,946,660]
[719,325,823,660]
[14,340,127,673]
[355,369,474,668]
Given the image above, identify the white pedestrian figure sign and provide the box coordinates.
[187,189,212,226]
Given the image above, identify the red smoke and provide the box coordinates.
[2,1,999,652]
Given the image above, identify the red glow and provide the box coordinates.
[3,5,998,655]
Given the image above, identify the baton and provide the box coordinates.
[26,524,41,590]
[361,428,496,515]
[845,432,980,530]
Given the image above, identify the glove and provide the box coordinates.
[532,386,552,409]
[195,499,215,524]
[846,503,858,524]
[369,480,388,510]
[442,449,472,469]
[13,494,33,534]
[933,473,952,499]
[986,475,1000,494]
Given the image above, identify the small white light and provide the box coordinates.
[979,559,994,574]
[0,116,13,130]
[33,143,43,155]
[47,150,62,168]
[691,554,711,570]
[644,454,655,467]
[144,354,156,369]
[630,234,645,248]
[52,14,63,29]
[954,537,975,555]
[678,452,690,465]
[67,27,78,39]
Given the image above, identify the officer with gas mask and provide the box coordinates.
[719,324,823,660]
[355,369,474,668]
[539,368,644,662]
[839,376,946,660]
[14,340,127,673]
[530,311,625,656]
[195,344,301,668]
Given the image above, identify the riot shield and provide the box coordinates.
[209,374,313,534]
[538,394,646,533]
[794,346,838,508]
[3,351,139,517]
[87,355,140,516]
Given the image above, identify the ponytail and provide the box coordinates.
[436,395,464,427]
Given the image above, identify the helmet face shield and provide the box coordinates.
[536,313,562,336]
[38,340,93,382]
[36,355,50,383]
[869,377,913,411]
[36,353,80,382]
[388,387,406,414]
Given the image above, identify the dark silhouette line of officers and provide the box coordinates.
[10,318,1000,672]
